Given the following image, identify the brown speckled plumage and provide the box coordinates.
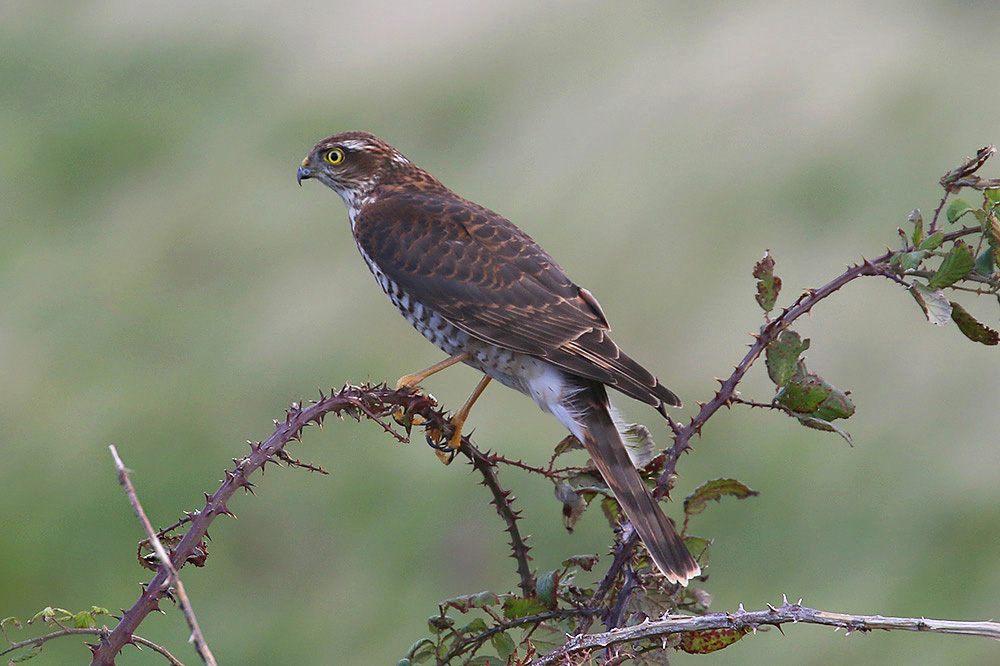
[298,132,699,585]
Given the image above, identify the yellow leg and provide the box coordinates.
[393,353,470,430]
[431,374,492,464]
[396,352,470,390]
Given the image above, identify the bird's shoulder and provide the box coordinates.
[354,190,587,304]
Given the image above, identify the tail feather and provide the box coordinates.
[578,387,700,585]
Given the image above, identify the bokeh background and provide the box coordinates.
[2,1,998,664]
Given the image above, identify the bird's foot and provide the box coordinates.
[392,385,437,432]
[424,419,463,465]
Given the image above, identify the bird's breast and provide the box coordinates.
[356,239,580,407]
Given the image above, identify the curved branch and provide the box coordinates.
[90,384,441,666]
[590,227,982,624]
[532,599,1000,665]
[2,627,185,666]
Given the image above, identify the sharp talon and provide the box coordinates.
[425,421,462,464]
[425,430,447,450]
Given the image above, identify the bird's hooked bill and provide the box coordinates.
[296,166,312,186]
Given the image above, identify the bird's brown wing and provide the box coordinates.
[353,191,680,409]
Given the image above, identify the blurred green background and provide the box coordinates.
[2,1,998,664]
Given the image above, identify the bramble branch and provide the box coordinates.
[91,385,433,665]
[1,627,185,666]
[532,598,1000,665]
[90,384,526,666]
[460,442,536,596]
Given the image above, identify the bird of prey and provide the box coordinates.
[297,132,700,585]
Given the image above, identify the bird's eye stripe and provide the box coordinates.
[323,148,346,165]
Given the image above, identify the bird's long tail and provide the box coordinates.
[576,385,700,586]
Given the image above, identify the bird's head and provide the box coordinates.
[297,131,413,211]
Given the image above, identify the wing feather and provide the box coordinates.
[353,191,680,409]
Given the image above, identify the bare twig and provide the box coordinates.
[109,445,218,666]
[1,626,186,666]
[531,598,1000,665]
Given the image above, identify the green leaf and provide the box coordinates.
[918,231,945,251]
[406,638,436,665]
[891,250,926,271]
[561,554,600,572]
[910,282,953,326]
[774,367,830,413]
[950,302,1000,345]
[8,644,43,663]
[813,386,856,421]
[974,248,995,276]
[28,608,72,625]
[427,614,454,634]
[397,660,412,666]
[752,251,782,313]
[564,468,609,495]
[503,596,548,620]
[552,434,583,458]
[794,415,853,443]
[684,479,760,517]
[525,622,566,653]
[946,198,975,223]
[775,367,855,422]
[536,570,559,609]
[909,208,924,246]
[765,330,810,387]
[460,618,490,636]
[442,591,500,613]
[986,188,1000,207]
[678,627,748,654]
[554,481,586,531]
[989,215,1000,268]
[600,495,621,528]
[1,616,22,629]
[491,631,516,661]
[683,536,711,567]
[73,611,96,629]
[929,241,975,288]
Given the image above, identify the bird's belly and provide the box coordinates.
[360,244,582,430]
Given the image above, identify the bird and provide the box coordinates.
[297,131,700,586]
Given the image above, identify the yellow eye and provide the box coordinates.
[323,148,346,165]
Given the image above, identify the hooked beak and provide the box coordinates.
[296,165,312,186]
